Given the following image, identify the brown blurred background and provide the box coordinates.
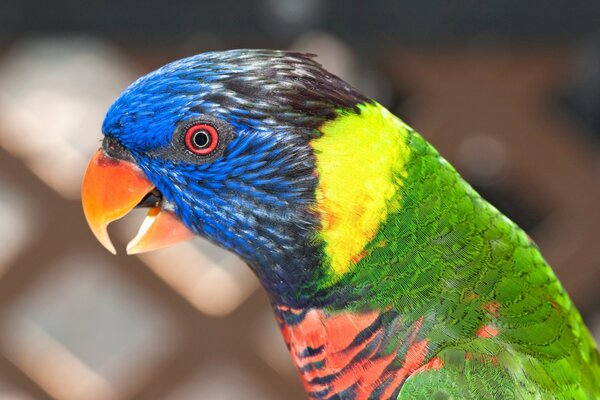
[0,1,600,399]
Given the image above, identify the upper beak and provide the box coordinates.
[81,149,194,254]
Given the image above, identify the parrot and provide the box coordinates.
[81,49,600,399]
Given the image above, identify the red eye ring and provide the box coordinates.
[184,123,219,155]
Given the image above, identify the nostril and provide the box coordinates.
[102,136,135,162]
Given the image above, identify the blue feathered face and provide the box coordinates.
[86,49,366,302]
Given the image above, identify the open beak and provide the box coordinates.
[81,149,194,254]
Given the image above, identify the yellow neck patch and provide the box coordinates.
[311,102,411,279]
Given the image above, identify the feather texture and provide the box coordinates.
[98,50,600,399]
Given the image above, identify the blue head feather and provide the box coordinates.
[102,49,367,305]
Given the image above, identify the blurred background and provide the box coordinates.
[0,1,600,399]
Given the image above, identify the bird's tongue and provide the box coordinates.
[81,149,194,254]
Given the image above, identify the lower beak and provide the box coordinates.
[81,149,194,254]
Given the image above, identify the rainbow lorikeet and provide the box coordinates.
[81,50,600,399]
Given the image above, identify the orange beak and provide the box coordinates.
[81,149,194,254]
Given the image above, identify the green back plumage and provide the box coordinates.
[308,102,600,398]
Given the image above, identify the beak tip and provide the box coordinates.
[85,219,117,254]
[95,231,118,255]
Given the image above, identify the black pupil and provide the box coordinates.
[192,130,211,149]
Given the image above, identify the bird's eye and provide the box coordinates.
[184,124,218,155]
[162,116,233,163]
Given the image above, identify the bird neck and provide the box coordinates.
[250,102,414,307]
[264,100,504,314]
[266,116,502,398]
[309,102,412,283]
[264,103,599,399]
[255,102,423,308]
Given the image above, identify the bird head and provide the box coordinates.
[82,49,373,304]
